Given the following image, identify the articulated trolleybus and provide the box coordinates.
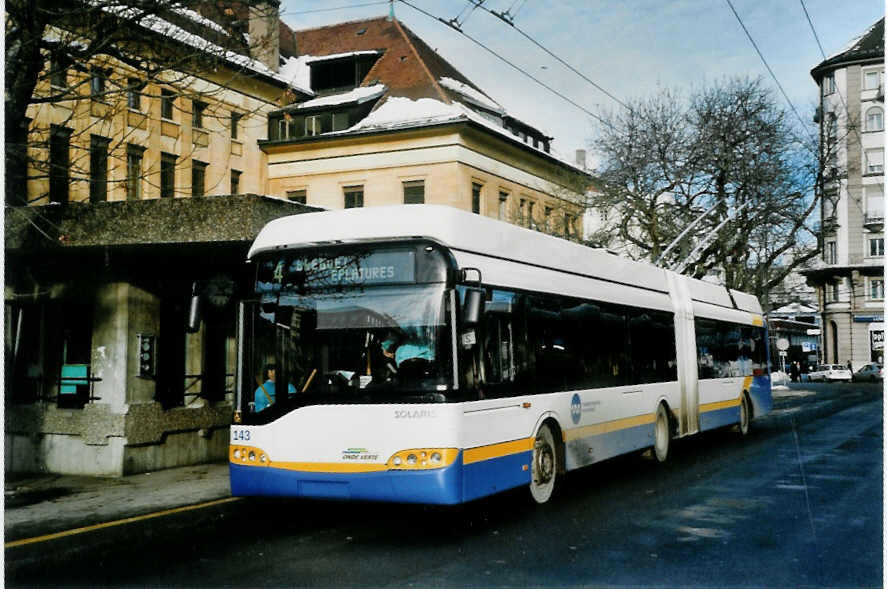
[230,205,771,505]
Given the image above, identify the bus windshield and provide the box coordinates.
[240,283,453,421]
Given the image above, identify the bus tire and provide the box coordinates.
[653,403,671,463]
[737,392,751,436]
[530,422,557,504]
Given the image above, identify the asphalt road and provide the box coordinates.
[6,382,883,588]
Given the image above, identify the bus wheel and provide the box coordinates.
[737,393,751,436]
[530,423,557,504]
[653,404,671,463]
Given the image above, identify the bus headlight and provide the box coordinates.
[387,448,458,470]
[230,446,271,467]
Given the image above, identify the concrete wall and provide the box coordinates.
[5,280,233,476]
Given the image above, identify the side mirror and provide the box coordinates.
[462,288,485,326]
[186,284,202,333]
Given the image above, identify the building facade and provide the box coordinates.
[5,6,588,476]
[804,18,884,371]
[260,17,589,237]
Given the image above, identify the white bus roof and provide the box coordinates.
[249,205,762,315]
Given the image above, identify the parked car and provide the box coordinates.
[808,364,853,382]
[852,363,883,382]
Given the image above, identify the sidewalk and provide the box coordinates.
[4,461,231,543]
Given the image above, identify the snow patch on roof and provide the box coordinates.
[306,50,382,64]
[348,96,463,131]
[98,3,312,95]
[828,20,881,60]
[171,5,229,37]
[291,84,386,110]
[337,96,587,175]
[439,76,504,114]
[278,54,313,93]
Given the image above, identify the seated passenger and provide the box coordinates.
[254,364,296,412]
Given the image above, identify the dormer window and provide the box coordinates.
[309,52,380,94]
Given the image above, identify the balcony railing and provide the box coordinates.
[864,213,884,231]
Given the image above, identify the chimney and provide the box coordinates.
[249,0,280,73]
[575,149,587,169]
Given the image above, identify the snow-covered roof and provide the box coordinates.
[439,77,504,114]
[98,4,313,95]
[286,84,386,111]
[306,50,382,64]
[337,96,586,175]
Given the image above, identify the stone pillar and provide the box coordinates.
[91,282,160,410]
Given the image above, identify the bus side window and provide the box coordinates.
[479,290,523,398]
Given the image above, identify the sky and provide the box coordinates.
[278,1,884,165]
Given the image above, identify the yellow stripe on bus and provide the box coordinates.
[463,438,534,465]
[564,412,656,442]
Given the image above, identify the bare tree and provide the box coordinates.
[590,76,825,305]
[5,0,283,205]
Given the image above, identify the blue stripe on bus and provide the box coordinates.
[230,454,464,505]
[565,422,654,470]
[749,374,773,417]
[699,405,741,431]
[462,450,532,502]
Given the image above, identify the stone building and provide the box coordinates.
[5,4,589,475]
[804,18,884,370]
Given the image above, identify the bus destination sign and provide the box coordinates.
[260,251,416,291]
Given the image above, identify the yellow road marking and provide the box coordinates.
[5,496,241,549]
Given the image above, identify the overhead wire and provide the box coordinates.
[395,0,617,131]
[724,0,815,142]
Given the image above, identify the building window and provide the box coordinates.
[332,112,349,131]
[192,100,207,129]
[287,189,307,204]
[823,73,836,95]
[528,201,536,228]
[863,70,882,90]
[866,107,883,132]
[126,144,145,200]
[403,180,425,204]
[544,206,552,231]
[869,278,884,301]
[230,112,241,140]
[344,185,364,209]
[49,125,72,203]
[127,78,142,110]
[305,114,324,136]
[161,89,175,120]
[830,321,839,364]
[230,169,241,195]
[825,240,837,264]
[865,149,884,174]
[869,237,884,257]
[498,190,509,220]
[50,53,67,89]
[90,67,106,98]
[191,160,207,197]
[472,182,482,214]
[826,281,840,302]
[867,188,884,221]
[160,152,176,198]
[89,135,110,203]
